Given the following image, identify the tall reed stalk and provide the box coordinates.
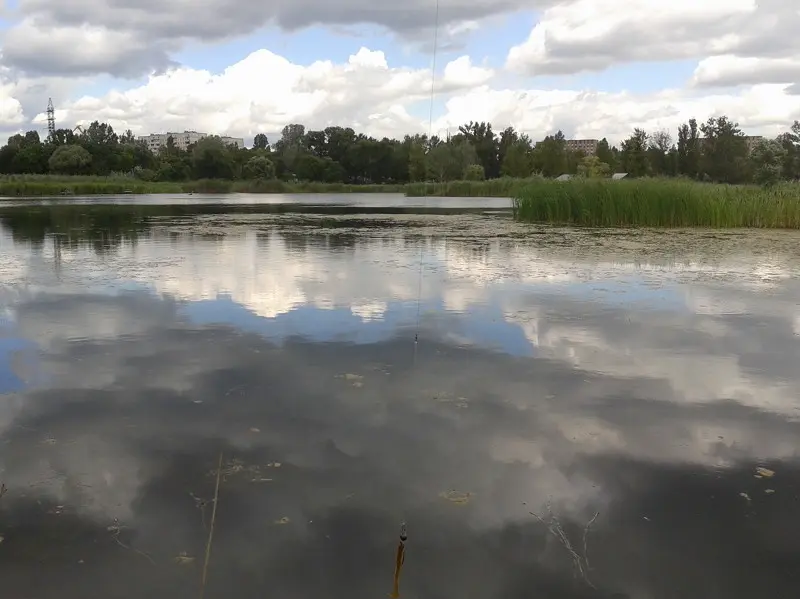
[512,178,800,228]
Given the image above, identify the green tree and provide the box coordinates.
[699,116,748,183]
[49,144,92,174]
[243,156,275,179]
[464,164,485,180]
[647,130,674,176]
[191,136,235,179]
[750,140,786,186]
[532,131,568,177]
[253,133,270,150]
[620,128,650,177]
[426,138,477,181]
[458,121,499,178]
[501,140,534,177]
[596,138,616,171]
[576,155,611,178]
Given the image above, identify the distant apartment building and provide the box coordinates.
[565,139,599,155]
[138,130,245,152]
[743,135,765,153]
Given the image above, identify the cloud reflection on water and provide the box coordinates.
[0,217,799,598]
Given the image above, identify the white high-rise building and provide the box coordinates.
[138,130,245,152]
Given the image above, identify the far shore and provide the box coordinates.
[0,175,528,198]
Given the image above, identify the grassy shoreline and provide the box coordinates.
[0,175,536,198]
[0,175,410,197]
[5,176,800,229]
[512,178,800,228]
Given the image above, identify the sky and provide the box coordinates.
[0,0,797,146]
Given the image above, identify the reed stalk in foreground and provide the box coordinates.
[200,451,223,599]
[512,178,800,228]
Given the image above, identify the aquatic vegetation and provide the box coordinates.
[0,174,405,196]
[0,174,531,197]
[512,178,800,228]
[405,177,535,198]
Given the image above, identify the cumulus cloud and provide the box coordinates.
[22,48,495,141]
[691,55,800,88]
[505,0,800,84]
[2,18,177,77]
[0,1,799,141]
[11,44,798,145]
[434,83,800,142]
[1,0,538,77]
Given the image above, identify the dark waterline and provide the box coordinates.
[1,203,800,598]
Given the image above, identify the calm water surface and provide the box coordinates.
[1,202,800,598]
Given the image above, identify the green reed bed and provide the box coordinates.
[512,178,800,228]
[404,177,531,197]
[0,175,408,197]
[0,174,182,196]
[0,174,526,197]
[186,179,407,194]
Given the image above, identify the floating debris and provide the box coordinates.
[739,492,751,502]
[336,373,364,388]
[251,477,273,483]
[765,489,775,494]
[249,428,261,433]
[274,517,290,525]
[431,391,470,408]
[755,467,775,478]
[210,458,281,481]
[439,490,473,505]
[174,552,195,565]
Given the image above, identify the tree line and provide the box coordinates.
[0,117,797,186]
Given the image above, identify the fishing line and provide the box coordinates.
[413,0,440,364]
[395,3,438,597]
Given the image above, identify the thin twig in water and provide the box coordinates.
[108,519,155,565]
[0,483,6,500]
[530,504,599,588]
[200,452,223,599]
[190,492,209,532]
[582,511,599,572]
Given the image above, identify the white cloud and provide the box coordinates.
[9,47,796,146]
[1,1,800,142]
[5,0,538,77]
[505,0,764,76]
[24,48,494,141]
[691,55,800,88]
[2,18,175,77]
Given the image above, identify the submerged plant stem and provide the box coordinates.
[200,451,223,599]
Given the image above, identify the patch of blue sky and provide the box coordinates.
[173,24,406,72]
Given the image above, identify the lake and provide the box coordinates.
[1,195,800,598]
